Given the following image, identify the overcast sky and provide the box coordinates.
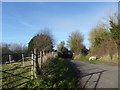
[2,2,117,49]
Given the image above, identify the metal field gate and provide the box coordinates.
[0,52,36,89]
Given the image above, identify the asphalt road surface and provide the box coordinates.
[69,60,118,89]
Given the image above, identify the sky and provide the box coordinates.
[2,2,118,49]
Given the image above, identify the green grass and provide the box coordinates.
[23,58,77,88]
[2,61,32,89]
[75,55,101,63]
[74,55,118,65]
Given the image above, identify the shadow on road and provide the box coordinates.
[66,59,109,89]
[81,70,107,90]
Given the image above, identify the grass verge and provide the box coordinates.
[23,58,77,88]
[74,55,118,65]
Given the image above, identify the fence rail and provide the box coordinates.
[0,52,32,55]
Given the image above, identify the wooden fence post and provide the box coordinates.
[22,54,24,66]
[31,53,34,79]
[34,49,41,77]
[43,50,46,63]
[40,51,42,69]
[33,49,37,78]
[9,55,11,63]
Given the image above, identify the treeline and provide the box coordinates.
[1,43,28,62]
[89,24,117,59]
[89,13,119,60]
[57,31,88,58]
[2,13,119,62]
[57,12,119,61]
[1,43,28,53]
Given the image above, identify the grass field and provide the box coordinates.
[2,60,32,89]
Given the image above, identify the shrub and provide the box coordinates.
[23,58,77,88]
[57,50,73,58]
